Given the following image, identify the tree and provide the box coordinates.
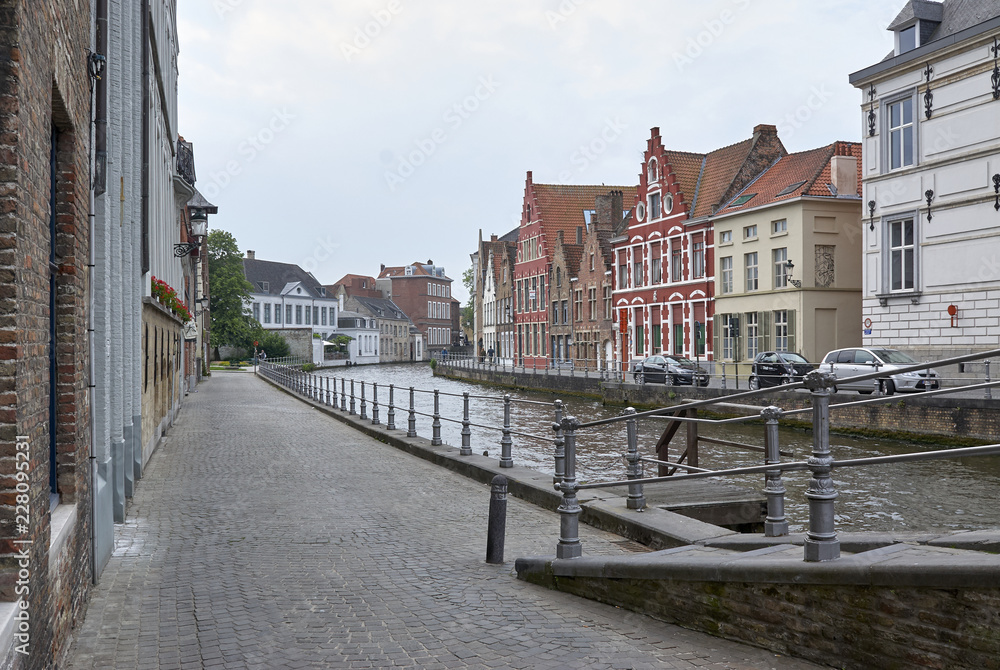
[207,229,259,352]
[461,265,475,337]
[260,332,290,359]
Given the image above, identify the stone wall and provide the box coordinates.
[141,301,184,468]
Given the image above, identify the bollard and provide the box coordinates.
[340,378,347,412]
[371,382,380,425]
[407,387,417,437]
[387,384,396,430]
[499,394,513,468]
[761,406,789,537]
[803,371,839,561]
[431,390,442,445]
[986,360,993,401]
[485,475,507,565]
[721,362,727,390]
[349,379,356,415]
[360,381,368,420]
[553,416,582,559]
[624,407,645,510]
[552,400,565,485]
[460,392,472,455]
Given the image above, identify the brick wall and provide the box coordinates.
[0,1,94,667]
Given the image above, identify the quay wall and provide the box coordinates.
[437,367,1000,443]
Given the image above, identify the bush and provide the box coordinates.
[302,363,317,372]
[260,332,290,359]
[429,358,437,370]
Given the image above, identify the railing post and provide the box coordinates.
[340,378,346,412]
[407,387,417,437]
[325,377,330,405]
[360,381,368,420]
[552,400,565,485]
[721,361,727,390]
[553,416,582,559]
[460,392,472,455]
[624,407,645,510]
[387,384,396,430]
[349,379,356,415]
[371,382,380,425]
[500,394,513,468]
[803,371,839,562]
[431,389,442,445]
[761,406,788,537]
[986,360,993,401]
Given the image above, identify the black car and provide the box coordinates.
[633,355,710,386]
[748,351,814,389]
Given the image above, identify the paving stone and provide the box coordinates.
[65,373,822,669]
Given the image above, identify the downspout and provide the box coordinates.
[89,0,108,584]
[141,0,150,274]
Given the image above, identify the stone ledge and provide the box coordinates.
[48,503,77,573]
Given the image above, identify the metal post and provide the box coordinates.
[761,406,788,537]
[431,389,442,445]
[554,416,582,559]
[803,371,840,562]
[340,378,346,411]
[552,399,565,485]
[624,407,645,510]
[986,360,993,401]
[721,361,727,390]
[407,387,417,437]
[387,384,396,430]
[360,381,368,420]
[486,475,507,564]
[371,382,380,425]
[460,392,472,455]
[325,377,330,405]
[349,379,356,415]
[500,394,513,468]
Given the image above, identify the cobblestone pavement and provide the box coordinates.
[66,373,822,670]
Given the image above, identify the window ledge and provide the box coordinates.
[771,231,788,238]
[876,291,921,307]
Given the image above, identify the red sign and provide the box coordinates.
[254,341,259,347]
[619,310,628,334]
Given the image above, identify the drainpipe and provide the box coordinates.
[140,0,150,274]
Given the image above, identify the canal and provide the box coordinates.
[318,363,1000,534]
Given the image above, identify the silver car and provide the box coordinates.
[821,347,939,395]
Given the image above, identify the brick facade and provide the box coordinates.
[378,262,454,355]
[573,192,621,370]
[0,1,94,667]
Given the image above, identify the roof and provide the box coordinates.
[243,258,331,299]
[379,262,452,281]
[531,184,638,245]
[888,0,944,30]
[718,141,862,214]
[186,188,218,214]
[349,296,411,322]
[927,0,999,38]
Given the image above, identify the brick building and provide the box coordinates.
[613,126,786,368]
[0,1,93,667]
[378,261,454,357]
[514,172,637,367]
[548,232,583,365]
[471,229,517,359]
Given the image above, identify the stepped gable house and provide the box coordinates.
[472,229,517,360]
[514,172,637,367]
[613,125,786,365]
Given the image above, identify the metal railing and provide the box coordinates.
[546,347,1000,562]
[256,361,562,472]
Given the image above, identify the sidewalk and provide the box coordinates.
[66,373,820,670]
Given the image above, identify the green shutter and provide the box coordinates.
[712,314,721,360]
[788,310,796,354]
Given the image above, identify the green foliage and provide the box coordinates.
[429,358,437,370]
[331,334,353,352]
[260,332,290,359]
[302,363,317,372]
[461,265,475,333]
[207,229,259,349]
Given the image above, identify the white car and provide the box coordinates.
[821,347,939,396]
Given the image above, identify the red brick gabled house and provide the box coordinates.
[378,261,454,355]
[514,172,637,367]
[613,125,786,367]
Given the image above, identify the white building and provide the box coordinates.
[850,0,1000,360]
[337,311,381,365]
[243,251,340,340]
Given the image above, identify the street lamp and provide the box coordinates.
[784,260,802,289]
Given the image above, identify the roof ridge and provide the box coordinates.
[689,156,708,216]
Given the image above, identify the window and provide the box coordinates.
[730,194,756,207]
[552,301,559,324]
[517,280,523,312]
[561,300,568,325]
[673,323,683,356]
[305,306,312,325]
[774,310,789,351]
[636,323,644,356]
[899,25,916,54]
[720,230,732,244]
[651,257,661,284]
[671,242,682,282]
[588,288,596,321]
[692,240,704,278]
[252,302,260,322]
[721,314,736,360]
[633,260,643,287]
[286,305,293,324]
[721,257,733,294]
[604,286,612,319]
[888,98,914,170]
[275,304,282,324]
[745,253,758,292]
[889,218,915,291]
[746,312,759,359]
[773,247,788,288]
[744,225,757,239]
[539,277,545,305]
[321,307,327,326]
[649,192,661,220]
[618,263,627,289]
[313,306,319,324]
[772,219,787,234]
[652,324,661,352]
[263,303,271,324]
[574,290,582,322]
[589,253,595,271]
[556,266,562,287]
[295,305,302,324]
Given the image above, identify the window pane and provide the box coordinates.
[902,98,912,125]
[891,250,902,290]
[904,249,914,288]
[903,127,913,166]
[900,26,916,53]
[890,103,900,128]
[904,221,913,246]
[890,129,901,169]
[891,222,902,248]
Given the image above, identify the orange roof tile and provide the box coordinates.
[532,184,638,244]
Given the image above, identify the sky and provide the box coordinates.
[177,0,902,305]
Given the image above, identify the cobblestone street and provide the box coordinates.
[66,372,821,670]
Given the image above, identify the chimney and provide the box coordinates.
[246,250,255,260]
[557,230,564,244]
[380,263,385,272]
[595,194,612,229]
[753,124,778,142]
[830,154,858,196]
[611,190,624,223]
[490,234,497,242]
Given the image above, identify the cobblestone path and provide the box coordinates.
[66,372,821,670]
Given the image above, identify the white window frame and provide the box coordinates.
[774,310,788,351]
[773,247,788,289]
[885,215,917,294]
[884,91,917,172]
[745,252,758,292]
[721,257,733,294]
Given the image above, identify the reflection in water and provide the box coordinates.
[318,364,1000,534]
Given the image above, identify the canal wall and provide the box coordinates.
[438,367,1000,444]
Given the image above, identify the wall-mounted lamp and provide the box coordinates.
[868,200,877,231]
[924,63,934,119]
[174,207,210,257]
[993,174,1000,211]
[992,38,1000,100]
[784,260,802,289]
[867,85,877,137]
[925,190,935,222]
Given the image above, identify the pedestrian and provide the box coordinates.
[487,346,494,363]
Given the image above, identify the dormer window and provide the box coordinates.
[259,281,269,292]
[898,24,917,54]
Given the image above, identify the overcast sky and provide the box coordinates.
[178,0,899,304]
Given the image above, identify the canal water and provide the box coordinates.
[318,363,1000,534]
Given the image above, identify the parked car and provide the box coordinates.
[748,351,815,390]
[821,347,939,395]
[633,355,710,386]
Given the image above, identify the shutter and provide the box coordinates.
[761,311,772,352]
[712,313,721,361]
[788,310,796,354]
